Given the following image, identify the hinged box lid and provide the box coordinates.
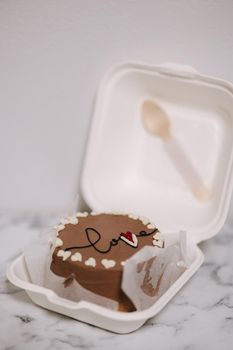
[81,62,233,244]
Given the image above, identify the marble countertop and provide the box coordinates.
[1,207,233,350]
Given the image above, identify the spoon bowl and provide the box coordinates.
[142,100,171,140]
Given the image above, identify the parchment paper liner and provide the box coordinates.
[23,223,189,312]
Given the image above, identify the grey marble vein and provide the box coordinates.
[1,205,233,350]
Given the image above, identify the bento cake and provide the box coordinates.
[50,212,164,311]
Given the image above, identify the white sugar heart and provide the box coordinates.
[67,216,78,225]
[139,216,150,225]
[101,259,116,269]
[57,249,71,260]
[128,214,139,220]
[57,249,65,257]
[54,224,65,232]
[110,210,126,215]
[62,251,71,261]
[60,218,70,225]
[55,237,63,247]
[76,212,88,217]
[147,223,156,229]
[71,252,82,262]
[85,257,96,267]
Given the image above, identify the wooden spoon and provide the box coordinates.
[141,100,211,201]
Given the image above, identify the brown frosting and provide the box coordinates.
[50,213,161,310]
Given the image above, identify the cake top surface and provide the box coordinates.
[53,212,164,270]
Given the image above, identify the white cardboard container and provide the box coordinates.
[7,62,233,333]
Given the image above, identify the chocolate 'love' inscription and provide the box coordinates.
[64,227,158,254]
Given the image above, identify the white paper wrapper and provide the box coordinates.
[24,227,118,310]
[23,223,190,312]
[122,231,190,310]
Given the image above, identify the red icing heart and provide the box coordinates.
[120,231,133,242]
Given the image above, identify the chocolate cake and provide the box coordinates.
[50,212,164,311]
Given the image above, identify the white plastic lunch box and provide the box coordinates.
[7,62,233,333]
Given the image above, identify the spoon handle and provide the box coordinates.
[164,137,211,201]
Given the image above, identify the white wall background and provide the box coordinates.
[1,0,233,212]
